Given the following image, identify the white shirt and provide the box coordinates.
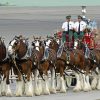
[74,21,87,32]
[62,21,74,31]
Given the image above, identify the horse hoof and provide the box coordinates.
[50,91,56,94]
[73,88,80,92]
[50,89,56,94]
[6,93,12,97]
[1,92,6,96]
[26,94,33,97]
[16,93,22,97]
[34,91,40,96]
[60,89,66,93]
[43,92,50,95]
[83,89,89,92]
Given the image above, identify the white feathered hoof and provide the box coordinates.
[43,84,50,95]
[91,78,97,90]
[97,84,100,90]
[15,81,23,97]
[60,77,66,93]
[83,88,90,92]
[6,85,12,97]
[60,89,66,93]
[6,92,12,97]
[1,92,6,96]
[16,92,22,97]
[73,87,81,92]
[26,91,33,97]
[42,85,50,95]
[38,80,43,95]
[56,87,60,91]
[34,88,41,96]
[96,78,100,90]
[43,90,50,95]
[50,88,56,94]
[25,81,33,97]
[25,88,33,97]
[83,84,91,92]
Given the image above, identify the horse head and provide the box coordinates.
[49,37,60,52]
[8,35,28,59]
[43,36,53,49]
[32,36,43,51]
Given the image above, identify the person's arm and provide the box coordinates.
[83,21,87,31]
[62,22,65,31]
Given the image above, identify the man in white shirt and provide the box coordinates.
[62,15,74,44]
[74,15,87,49]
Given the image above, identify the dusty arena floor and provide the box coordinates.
[2,81,100,100]
[0,6,100,100]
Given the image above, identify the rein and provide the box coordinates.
[12,54,26,83]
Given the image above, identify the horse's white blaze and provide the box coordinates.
[73,73,82,92]
[25,77,33,96]
[1,79,6,95]
[16,81,23,96]
[35,41,40,51]
[60,76,66,93]
[6,85,12,96]
[50,68,56,94]
[8,45,14,55]
[8,39,16,55]
[34,69,40,96]
[11,39,16,46]
[56,39,60,44]
[42,75,50,95]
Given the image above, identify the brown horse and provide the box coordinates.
[0,37,12,96]
[31,36,51,95]
[31,36,45,95]
[8,35,33,96]
[89,49,100,90]
[47,37,68,93]
[54,38,93,92]
[43,37,57,94]
[31,36,57,95]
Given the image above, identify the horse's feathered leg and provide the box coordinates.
[10,67,13,83]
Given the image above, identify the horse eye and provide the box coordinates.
[39,42,42,46]
[14,42,18,45]
[32,42,35,46]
